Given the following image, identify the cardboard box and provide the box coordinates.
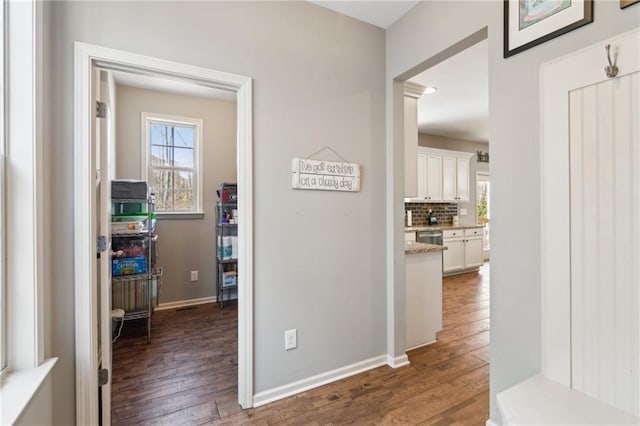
[112,256,147,276]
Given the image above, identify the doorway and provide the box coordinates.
[73,43,254,425]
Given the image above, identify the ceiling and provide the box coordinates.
[408,39,489,143]
[112,71,237,102]
[308,0,419,28]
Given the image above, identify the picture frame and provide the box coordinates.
[504,0,593,58]
[621,0,640,9]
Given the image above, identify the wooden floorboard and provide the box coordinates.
[112,263,490,424]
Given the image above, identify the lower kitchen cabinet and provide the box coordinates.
[443,227,484,275]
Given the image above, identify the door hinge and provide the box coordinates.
[96,101,107,118]
[97,235,108,252]
[98,368,109,386]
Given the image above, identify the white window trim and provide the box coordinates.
[0,1,58,424]
[0,0,6,378]
[141,112,204,215]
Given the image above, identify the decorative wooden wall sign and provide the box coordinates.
[291,158,361,192]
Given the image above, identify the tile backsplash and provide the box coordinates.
[405,202,458,227]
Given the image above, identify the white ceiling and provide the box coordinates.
[409,39,489,143]
[308,0,419,28]
[112,71,237,102]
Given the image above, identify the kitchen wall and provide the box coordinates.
[387,1,639,423]
[115,85,237,304]
[419,133,489,226]
[46,2,386,423]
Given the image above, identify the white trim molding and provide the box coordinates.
[253,356,388,407]
[386,353,410,368]
[155,296,216,311]
[74,42,254,425]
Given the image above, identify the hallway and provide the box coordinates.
[111,263,490,424]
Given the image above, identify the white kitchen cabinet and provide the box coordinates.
[443,227,484,274]
[425,154,442,201]
[456,157,469,201]
[414,147,471,202]
[464,236,484,268]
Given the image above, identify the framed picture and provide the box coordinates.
[504,0,593,58]
[621,0,640,8]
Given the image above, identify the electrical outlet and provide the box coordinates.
[190,270,198,281]
[459,208,468,215]
[285,329,297,350]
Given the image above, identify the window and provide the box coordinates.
[476,172,490,252]
[141,113,203,214]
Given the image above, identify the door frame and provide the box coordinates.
[73,42,254,424]
[540,28,639,387]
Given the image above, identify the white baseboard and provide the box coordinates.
[155,296,216,311]
[386,353,410,368]
[406,339,436,352]
[485,419,499,426]
[252,355,388,407]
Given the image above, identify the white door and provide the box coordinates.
[456,157,469,202]
[541,29,640,415]
[95,68,114,425]
[442,156,457,201]
[426,154,442,201]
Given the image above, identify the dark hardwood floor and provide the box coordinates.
[112,263,490,425]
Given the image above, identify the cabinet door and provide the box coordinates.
[417,152,428,199]
[456,157,470,201]
[443,238,464,272]
[426,154,442,201]
[442,156,457,201]
[464,236,484,268]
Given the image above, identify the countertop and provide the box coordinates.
[404,241,448,255]
[405,224,485,232]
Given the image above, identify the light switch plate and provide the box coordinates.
[460,208,468,215]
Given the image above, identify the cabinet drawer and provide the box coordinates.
[443,229,463,239]
[464,227,483,237]
[404,231,416,242]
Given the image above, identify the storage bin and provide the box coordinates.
[112,236,148,258]
[112,179,148,200]
[222,271,237,288]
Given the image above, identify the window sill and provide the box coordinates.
[156,212,205,220]
[0,357,58,425]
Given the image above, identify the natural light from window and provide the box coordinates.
[142,113,203,214]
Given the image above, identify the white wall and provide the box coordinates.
[419,133,489,225]
[387,1,639,423]
[115,85,237,304]
[46,2,386,423]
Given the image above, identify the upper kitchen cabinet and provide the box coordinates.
[442,156,470,202]
[404,83,425,198]
[414,147,472,203]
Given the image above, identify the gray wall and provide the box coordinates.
[115,85,237,304]
[46,2,386,423]
[388,1,639,423]
[418,133,489,225]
